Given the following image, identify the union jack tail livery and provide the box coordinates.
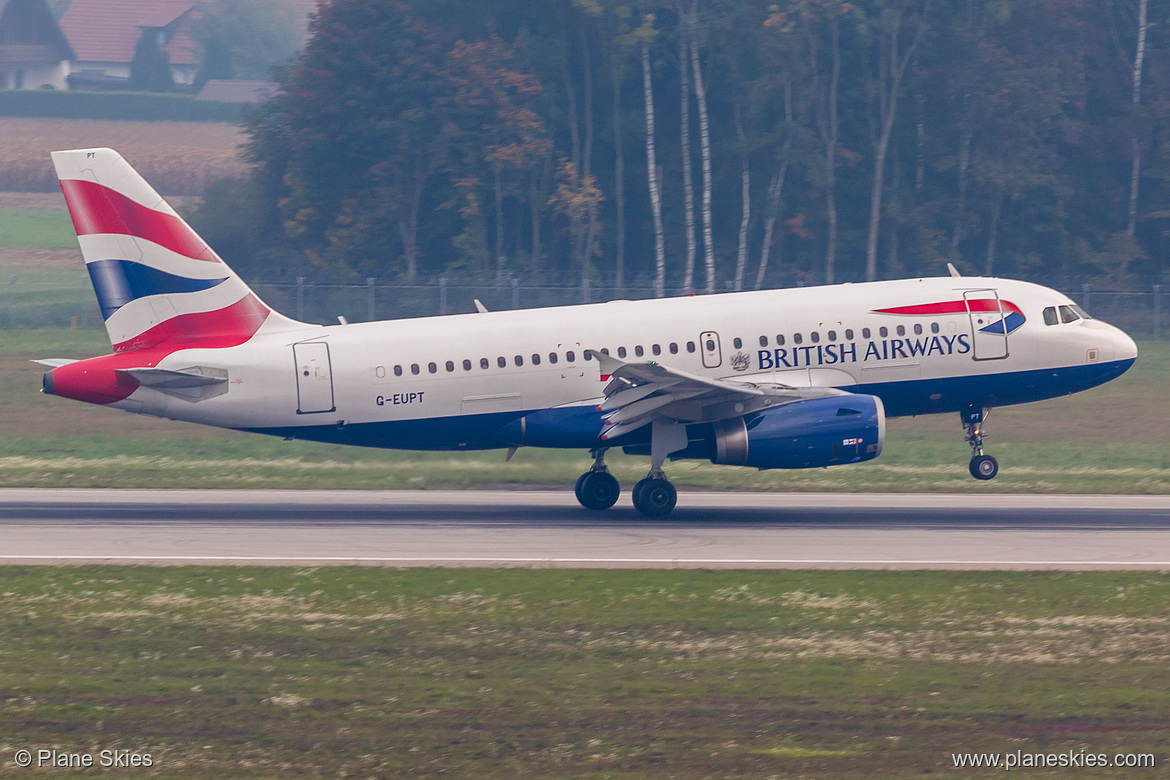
[52,148,297,352]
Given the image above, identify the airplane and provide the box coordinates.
[39,148,1138,517]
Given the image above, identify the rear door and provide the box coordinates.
[294,342,335,414]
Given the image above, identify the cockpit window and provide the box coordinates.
[1043,306,1059,326]
[1059,305,1080,324]
[1069,303,1092,320]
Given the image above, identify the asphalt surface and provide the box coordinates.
[2,489,1169,569]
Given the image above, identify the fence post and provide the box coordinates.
[7,275,15,329]
[1155,284,1162,339]
[439,277,447,315]
[367,277,376,322]
[1081,283,1091,315]
[296,276,305,322]
[512,277,520,309]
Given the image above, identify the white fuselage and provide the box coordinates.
[111,276,1135,453]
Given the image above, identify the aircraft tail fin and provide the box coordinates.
[52,148,299,352]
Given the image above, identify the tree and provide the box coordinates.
[129,29,175,92]
[249,0,457,279]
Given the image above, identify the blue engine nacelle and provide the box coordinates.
[710,394,885,469]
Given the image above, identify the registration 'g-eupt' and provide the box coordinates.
[39,148,1138,518]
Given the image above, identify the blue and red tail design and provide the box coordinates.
[872,299,1026,335]
[52,148,298,352]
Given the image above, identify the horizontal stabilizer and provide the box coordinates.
[119,367,228,388]
[31,358,80,368]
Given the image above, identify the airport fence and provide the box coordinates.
[1,274,1167,338]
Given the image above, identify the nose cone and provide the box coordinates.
[1114,327,1138,363]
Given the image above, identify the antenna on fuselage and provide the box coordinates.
[947,263,962,278]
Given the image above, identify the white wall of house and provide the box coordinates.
[0,60,68,89]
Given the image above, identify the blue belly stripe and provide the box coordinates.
[87,259,228,319]
[239,359,1135,454]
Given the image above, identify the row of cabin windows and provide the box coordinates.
[394,351,578,376]
[389,342,701,377]
[387,322,958,377]
[755,321,940,348]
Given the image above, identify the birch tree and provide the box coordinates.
[687,0,716,293]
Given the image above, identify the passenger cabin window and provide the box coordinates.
[896,325,906,336]
[463,359,472,371]
[445,360,454,372]
[879,327,888,338]
[635,345,644,357]
[794,333,803,345]
[913,324,923,335]
[411,364,420,375]
[759,335,768,347]
[394,365,403,376]
[686,341,696,353]
[428,362,437,374]
[776,334,785,346]
[514,355,524,366]
[827,330,836,342]
[497,356,506,368]
[705,338,715,351]
[810,332,820,343]
[845,329,854,340]
[480,358,489,369]
[532,353,542,365]
[669,343,679,354]
[931,322,939,334]
[1059,305,1080,324]
[652,344,662,356]
[617,347,627,358]
[862,328,871,339]
[549,352,559,364]
[733,337,742,349]
[566,350,575,362]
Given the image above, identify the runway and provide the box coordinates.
[2,489,1170,569]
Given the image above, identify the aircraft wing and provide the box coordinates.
[593,352,847,440]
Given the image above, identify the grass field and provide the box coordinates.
[0,118,247,194]
[1,567,1166,778]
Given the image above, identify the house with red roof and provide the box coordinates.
[0,0,75,89]
[58,0,201,89]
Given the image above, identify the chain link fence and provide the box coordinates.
[2,273,1166,338]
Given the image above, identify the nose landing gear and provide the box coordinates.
[963,407,999,480]
[574,449,621,510]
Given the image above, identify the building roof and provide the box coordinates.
[195,79,277,103]
[0,0,75,62]
[58,0,199,65]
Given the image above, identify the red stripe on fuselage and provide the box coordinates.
[873,299,1023,316]
[59,179,215,262]
[112,294,271,353]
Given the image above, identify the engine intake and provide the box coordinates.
[711,394,885,469]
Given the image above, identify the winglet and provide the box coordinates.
[474,299,489,313]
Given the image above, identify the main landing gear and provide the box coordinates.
[963,406,999,480]
[573,455,679,518]
[574,449,620,510]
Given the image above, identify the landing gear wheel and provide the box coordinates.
[575,471,620,510]
[632,477,677,518]
[969,454,998,481]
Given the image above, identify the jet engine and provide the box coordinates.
[710,394,885,469]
